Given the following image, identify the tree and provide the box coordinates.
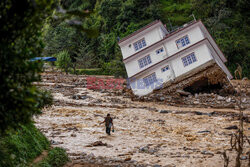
[0,0,54,133]
[192,0,250,78]
[56,50,72,74]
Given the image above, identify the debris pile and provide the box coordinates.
[34,71,250,167]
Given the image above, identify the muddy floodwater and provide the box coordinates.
[34,72,250,167]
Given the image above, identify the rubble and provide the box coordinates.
[34,71,250,167]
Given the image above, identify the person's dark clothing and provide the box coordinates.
[104,116,113,135]
[106,126,111,135]
[104,117,113,127]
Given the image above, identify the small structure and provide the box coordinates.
[118,20,233,96]
[30,57,57,62]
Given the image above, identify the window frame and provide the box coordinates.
[176,35,190,49]
[133,38,147,51]
[181,52,197,67]
[156,47,164,55]
[161,65,170,72]
[138,55,152,69]
[143,73,157,87]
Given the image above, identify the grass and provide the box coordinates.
[0,123,69,167]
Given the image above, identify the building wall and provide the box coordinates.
[130,43,213,96]
[163,26,204,57]
[124,43,166,77]
[124,25,205,78]
[120,26,165,59]
[171,44,213,77]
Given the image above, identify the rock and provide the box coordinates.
[86,141,108,147]
[201,150,214,156]
[159,110,172,114]
[153,165,161,167]
[50,140,63,145]
[72,95,79,100]
[224,125,238,130]
[72,94,89,100]
[71,133,76,137]
[193,101,199,104]
[139,146,149,152]
[159,97,165,101]
[194,111,203,115]
[81,152,87,156]
[217,95,225,101]
[242,98,247,103]
[80,95,88,100]
[197,130,211,133]
[148,148,157,154]
[208,111,216,116]
[106,144,113,148]
[226,97,231,103]
[124,157,131,161]
[67,127,79,131]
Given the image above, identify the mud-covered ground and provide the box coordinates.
[34,72,250,167]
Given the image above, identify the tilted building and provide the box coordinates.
[118,20,233,96]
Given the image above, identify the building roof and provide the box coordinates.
[30,57,57,62]
[118,20,162,44]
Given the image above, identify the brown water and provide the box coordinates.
[34,73,250,167]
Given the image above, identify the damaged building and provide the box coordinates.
[118,20,233,96]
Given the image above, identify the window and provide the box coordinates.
[156,47,164,54]
[182,52,197,67]
[138,55,152,68]
[134,38,147,51]
[161,65,169,72]
[143,73,157,87]
[176,35,190,49]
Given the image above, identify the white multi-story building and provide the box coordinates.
[118,20,232,96]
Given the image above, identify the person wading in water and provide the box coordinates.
[100,113,114,135]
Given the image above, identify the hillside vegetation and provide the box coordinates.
[0,123,68,167]
[43,0,249,78]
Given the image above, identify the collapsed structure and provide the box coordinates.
[118,20,233,96]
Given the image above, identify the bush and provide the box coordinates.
[55,50,72,74]
[47,147,69,167]
[101,60,127,78]
[0,123,50,167]
[33,147,69,167]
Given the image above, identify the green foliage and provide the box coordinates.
[191,0,250,78]
[0,0,55,133]
[160,0,192,28]
[44,0,249,78]
[46,147,69,167]
[0,123,50,167]
[101,60,127,78]
[43,0,161,77]
[55,50,72,73]
[33,147,69,167]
